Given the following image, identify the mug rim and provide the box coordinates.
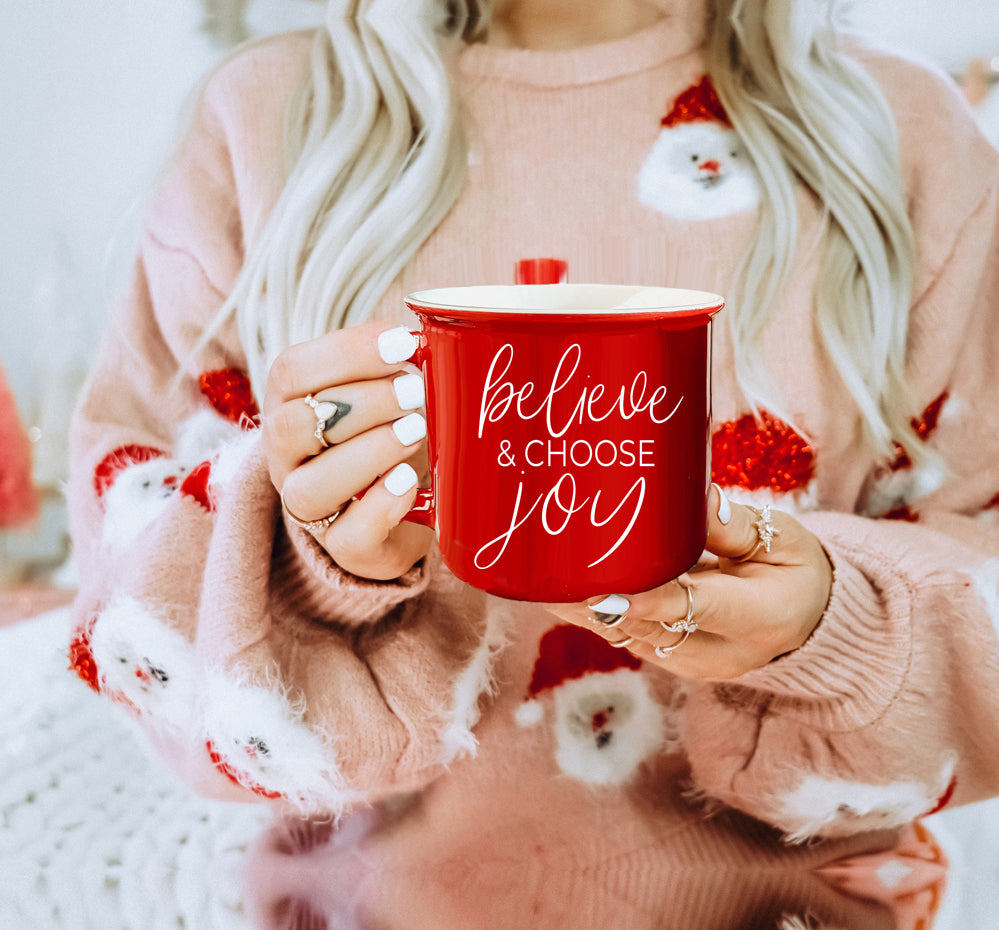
[405,283,724,319]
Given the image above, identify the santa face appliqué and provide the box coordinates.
[550,668,666,785]
[638,76,760,221]
[516,625,668,786]
[99,457,189,549]
[202,675,351,811]
[88,596,196,726]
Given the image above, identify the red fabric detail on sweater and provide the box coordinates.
[922,775,958,817]
[711,411,816,493]
[526,624,642,698]
[198,368,260,427]
[884,505,919,523]
[890,392,949,471]
[662,75,731,127]
[93,445,165,499]
[206,740,285,800]
[68,616,101,693]
[179,460,215,512]
[108,691,141,716]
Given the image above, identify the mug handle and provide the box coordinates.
[394,333,436,530]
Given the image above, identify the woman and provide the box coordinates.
[69,0,999,848]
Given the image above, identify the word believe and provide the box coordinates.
[478,344,682,438]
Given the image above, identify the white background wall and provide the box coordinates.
[1,0,998,457]
[0,1,323,415]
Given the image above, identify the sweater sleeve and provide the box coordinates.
[680,63,999,841]
[66,36,502,814]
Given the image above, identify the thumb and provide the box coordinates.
[705,483,780,564]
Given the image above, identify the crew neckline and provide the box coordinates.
[457,12,706,88]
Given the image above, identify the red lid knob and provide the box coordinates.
[514,258,568,285]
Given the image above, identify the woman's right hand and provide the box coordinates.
[262,322,434,580]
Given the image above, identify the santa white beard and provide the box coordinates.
[550,668,666,786]
[638,122,760,220]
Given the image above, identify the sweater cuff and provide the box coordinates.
[274,513,434,628]
[732,539,911,731]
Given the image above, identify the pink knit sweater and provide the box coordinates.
[68,20,999,844]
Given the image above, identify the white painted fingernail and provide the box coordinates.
[385,462,418,496]
[378,327,418,364]
[393,373,425,410]
[713,483,732,525]
[392,412,426,446]
[587,594,630,615]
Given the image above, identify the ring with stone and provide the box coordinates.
[281,489,343,535]
[659,581,697,634]
[732,504,780,562]
[304,394,349,450]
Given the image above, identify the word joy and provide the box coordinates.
[473,472,646,570]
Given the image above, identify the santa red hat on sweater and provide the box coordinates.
[661,74,732,128]
[515,624,641,726]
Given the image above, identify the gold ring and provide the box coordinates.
[304,394,348,450]
[659,581,697,634]
[731,504,780,563]
[280,489,343,534]
[655,628,693,659]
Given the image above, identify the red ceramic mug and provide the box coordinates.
[400,284,724,602]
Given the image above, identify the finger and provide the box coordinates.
[266,373,425,484]
[281,417,427,522]
[317,463,435,581]
[264,322,418,413]
[551,573,791,672]
[546,580,694,646]
[585,578,707,642]
[549,584,717,672]
[705,484,798,567]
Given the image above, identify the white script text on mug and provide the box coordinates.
[472,343,683,571]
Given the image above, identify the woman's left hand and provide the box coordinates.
[543,485,833,679]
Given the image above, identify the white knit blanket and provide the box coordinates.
[0,608,270,929]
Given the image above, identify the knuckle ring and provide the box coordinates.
[608,635,635,649]
[281,488,343,534]
[659,580,697,634]
[731,503,780,563]
[655,628,693,659]
[304,394,350,450]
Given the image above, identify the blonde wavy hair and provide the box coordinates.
[707,0,921,461]
[213,0,921,463]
